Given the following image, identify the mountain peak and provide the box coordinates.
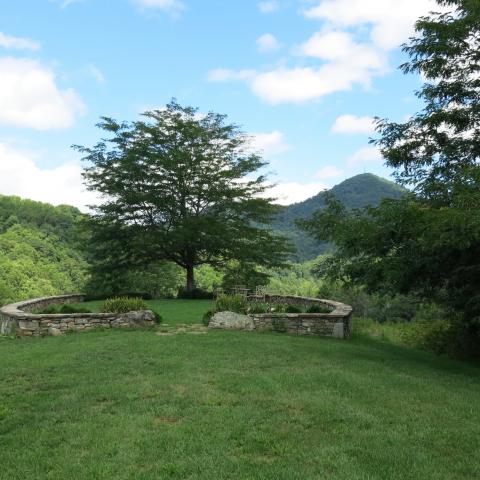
[273,173,406,261]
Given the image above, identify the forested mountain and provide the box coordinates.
[0,174,405,305]
[273,173,406,261]
[0,195,89,306]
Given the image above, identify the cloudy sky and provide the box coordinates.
[0,0,441,209]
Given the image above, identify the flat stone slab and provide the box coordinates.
[209,311,255,331]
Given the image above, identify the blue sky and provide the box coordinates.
[0,0,440,208]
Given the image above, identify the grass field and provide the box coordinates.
[1,300,479,479]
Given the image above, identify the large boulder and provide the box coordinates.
[209,311,255,331]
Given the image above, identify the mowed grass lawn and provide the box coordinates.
[1,301,479,479]
[71,298,215,326]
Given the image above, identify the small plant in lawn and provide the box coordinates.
[101,297,148,313]
[202,310,214,326]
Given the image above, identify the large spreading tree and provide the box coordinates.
[301,0,480,355]
[76,100,291,293]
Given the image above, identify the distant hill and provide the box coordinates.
[273,173,406,261]
[0,195,89,306]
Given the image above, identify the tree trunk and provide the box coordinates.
[186,265,195,293]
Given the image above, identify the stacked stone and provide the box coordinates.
[210,294,353,339]
[0,295,156,337]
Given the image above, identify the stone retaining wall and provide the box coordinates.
[0,294,156,337]
[210,294,353,339]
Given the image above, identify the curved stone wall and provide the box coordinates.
[210,294,353,339]
[0,294,155,337]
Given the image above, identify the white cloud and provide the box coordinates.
[248,29,388,103]
[347,146,383,167]
[257,33,280,53]
[249,131,290,156]
[258,1,280,13]
[0,32,40,51]
[316,165,343,179]
[0,57,85,130]
[303,0,442,50]
[57,0,85,9]
[212,29,388,104]
[269,181,327,205]
[207,68,256,82]
[209,0,442,104]
[87,64,106,84]
[0,143,98,210]
[133,0,185,14]
[332,114,375,134]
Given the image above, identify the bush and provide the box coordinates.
[177,287,214,300]
[247,302,270,314]
[285,305,302,313]
[85,292,152,301]
[59,304,92,314]
[202,310,214,326]
[153,311,162,324]
[101,297,148,314]
[306,304,331,314]
[37,304,92,314]
[214,294,248,314]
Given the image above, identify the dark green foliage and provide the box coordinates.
[214,294,248,314]
[284,305,302,314]
[101,297,148,313]
[59,304,92,314]
[221,261,270,292]
[77,99,292,293]
[85,292,153,301]
[37,304,92,314]
[84,259,184,300]
[305,304,331,314]
[153,312,163,324]
[0,194,84,242]
[247,302,270,314]
[202,310,214,326]
[272,174,406,261]
[301,1,480,358]
[177,287,214,300]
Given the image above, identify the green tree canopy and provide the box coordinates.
[77,100,292,292]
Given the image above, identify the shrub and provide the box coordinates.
[37,305,60,314]
[306,304,331,314]
[59,304,92,314]
[202,310,214,326]
[285,305,302,313]
[247,302,270,314]
[85,291,152,301]
[177,287,214,300]
[153,312,162,324]
[37,304,92,314]
[101,297,148,313]
[214,294,248,314]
